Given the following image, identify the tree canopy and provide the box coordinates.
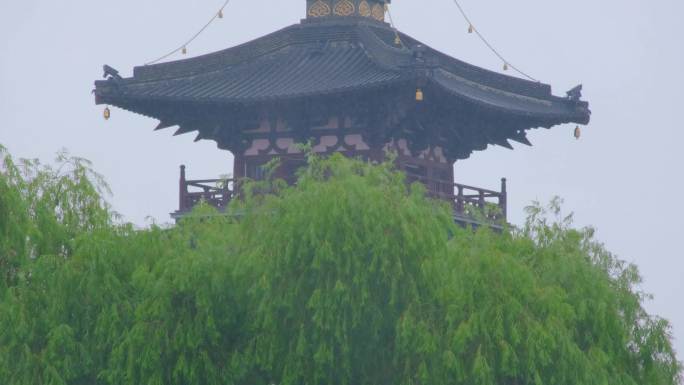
[0,146,680,385]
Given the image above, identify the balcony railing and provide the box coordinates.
[174,165,507,227]
[407,176,507,224]
[452,181,507,224]
[177,165,236,214]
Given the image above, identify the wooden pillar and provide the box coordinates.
[500,177,507,220]
[179,165,187,212]
[368,145,385,164]
[233,154,246,179]
[456,185,464,213]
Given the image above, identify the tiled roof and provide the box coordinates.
[109,41,402,103]
[94,17,589,125]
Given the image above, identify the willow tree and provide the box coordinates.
[0,146,111,289]
[0,148,680,385]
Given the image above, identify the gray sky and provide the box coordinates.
[1,0,683,358]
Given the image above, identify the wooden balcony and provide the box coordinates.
[172,165,507,228]
[406,176,507,227]
[173,165,237,219]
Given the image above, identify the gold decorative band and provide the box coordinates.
[359,1,371,17]
[308,0,332,17]
[371,3,384,21]
[333,0,355,16]
[308,0,385,20]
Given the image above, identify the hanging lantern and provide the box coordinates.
[103,106,111,120]
[468,24,474,34]
[574,126,581,139]
[394,35,401,45]
[415,88,424,102]
[218,9,224,19]
[182,46,188,55]
[503,62,509,71]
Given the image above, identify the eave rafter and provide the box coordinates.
[509,129,533,146]
[155,121,177,131]
[109,80,568,162]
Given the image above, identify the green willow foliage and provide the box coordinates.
[0,148,680,385]
[0,145,111,290]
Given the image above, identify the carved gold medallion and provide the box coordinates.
[333,0,355,16]
[371,3,385,21]
[308,0,332,17]
[359,0,371,17]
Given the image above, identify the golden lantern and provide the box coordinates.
[103,106,111,120]
[574,126,581,139]
[394,35,401,45]
[468,24,474,34]
[415,88,424,102]
[503,62,509,71]
[182,46,188,55]
[218,9,224,18]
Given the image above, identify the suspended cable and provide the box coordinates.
[386,5,425,101]
[145,0,232,66]
[384,5,406,49]
[450,0,539,82]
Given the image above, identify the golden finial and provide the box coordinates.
[103,106,111,120]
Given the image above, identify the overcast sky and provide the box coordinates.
[1,0,682,358]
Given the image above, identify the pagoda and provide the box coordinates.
[94,0,590,225]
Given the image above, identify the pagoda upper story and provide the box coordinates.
[94,13,589,154]
[94,1,590,224]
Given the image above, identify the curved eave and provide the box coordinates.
[429,69,591,126]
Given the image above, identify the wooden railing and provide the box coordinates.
[451,181,506,223]
[406,176,507,224]
[177,166,507,225]
[178,165,236,213]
